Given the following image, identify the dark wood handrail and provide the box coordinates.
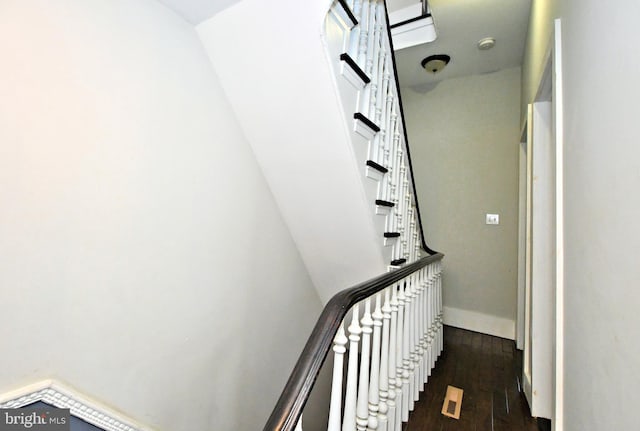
[263,253,444,431]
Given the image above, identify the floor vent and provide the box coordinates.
[441,385,463,419]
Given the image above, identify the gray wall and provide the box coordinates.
[0,1,323,430]
[523,0,640,429]
[403,67,522,337]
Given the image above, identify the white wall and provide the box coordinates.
[402,67,522,339]
[523,1,640,429]
[0,1,323,429]
[558,1,640,429]
[196,0,390,304]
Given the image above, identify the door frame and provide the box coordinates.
[515,18,564,429]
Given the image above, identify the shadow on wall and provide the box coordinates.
[408,81,442,94]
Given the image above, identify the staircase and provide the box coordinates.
[197,0,435,303]
[262,1,445,430]
[324,0,435,268]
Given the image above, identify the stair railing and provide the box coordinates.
[263,253,444,431]
[264,1,445,429]
[331,0,436,268]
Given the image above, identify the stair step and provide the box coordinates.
[336,0,358,28]
[389,13,432,30]
[354,112,380,134]
[375,199,395,208]
[390,258,407,266]
[366,160,388,174]
[340,53,370,86]
[384,232,401,238]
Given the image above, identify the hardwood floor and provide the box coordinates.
[405,326,544,431]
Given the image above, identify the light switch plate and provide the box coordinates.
[486,214,499,225]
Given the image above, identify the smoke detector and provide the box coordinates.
[421,54,451,74]
[477,37,496,50]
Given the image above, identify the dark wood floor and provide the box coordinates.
[406,326,544,431]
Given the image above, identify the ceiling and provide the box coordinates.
[156,0,531,90]
[391,0,531,91]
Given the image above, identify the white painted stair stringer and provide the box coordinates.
[197,0,390,303]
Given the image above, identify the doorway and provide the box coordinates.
[516,19,564,426]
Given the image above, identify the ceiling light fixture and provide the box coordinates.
[477,37,496,50]
[421,54,451,74]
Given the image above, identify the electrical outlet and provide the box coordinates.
[486,214,499,225]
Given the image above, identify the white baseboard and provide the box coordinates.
[443,306,516,340]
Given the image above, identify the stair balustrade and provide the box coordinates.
[328,0,435,268]
[264,2,444,430]
[264,254,443,431]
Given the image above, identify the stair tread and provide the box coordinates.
[375,199,395,207]
[337,0,358,27]
[366,160,388,173]
[354,112,380,133]
[340,53,370,84]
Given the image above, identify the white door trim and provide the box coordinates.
[552,18,565,431]
[518,18,564,428]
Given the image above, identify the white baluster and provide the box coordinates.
[431,264,439,361]
[329,324,349,431]
[433,264,441,366]
[371,134,381,167]
[374,15,385,124]
[295,414,303,431]
[412,272,422,400]
[365,1,377,78]
[417,268,427,390]
[429,267,437,370]
[367,4,381,121]
[349,0,362,59]
[393,147,403,252]
[400,174,410,260]
[420,267,429,386]
[365,3,377,118]
[437,263,444,356]
[406,210,414,263]
[357,0,370,78]
[368,294,383,430]
[400,282,412,422]
[356,299,373,431]
[380,60,392,204]
[396,282,407,425]
[387,285,399,431]
[343,305,362,431]
[378,288,392,431]
[424,266,434,376]
[385,110,397,209]
[379,58,390,139]
[389,114,399,216]
[403,279,416,413]
[408,273,420,402]
[409,214,417,263]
